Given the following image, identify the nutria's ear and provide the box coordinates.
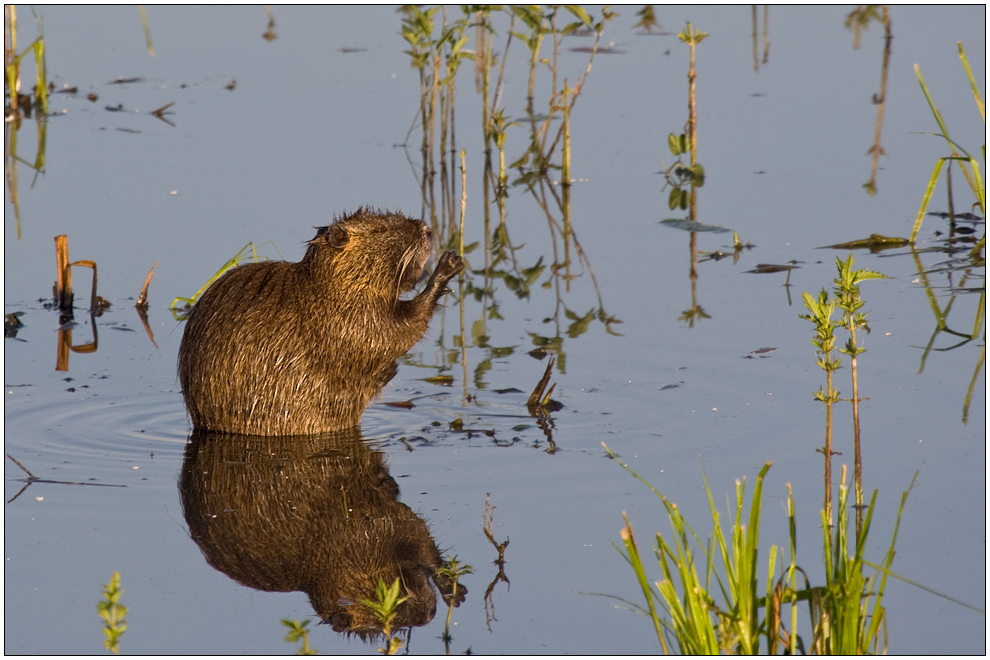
[327,224,349,248]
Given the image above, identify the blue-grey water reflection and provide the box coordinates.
[5,5,985,654]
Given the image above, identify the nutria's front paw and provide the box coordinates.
[435,251,464,282]
[423,252,464,302]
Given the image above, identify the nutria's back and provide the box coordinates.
[178,209,463,436]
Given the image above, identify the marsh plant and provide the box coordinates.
[801,255,886,535]
[436,555,474,653]
[608,446,919,655]
[4,5,50,239]
[397,5,621,393]
[281,619,317,656]
[661,23,707,216]
[97,572,127,655]
[360,577,409,655]
[910,42,985,244]
[908,42,984,422]
[607,254,978,653]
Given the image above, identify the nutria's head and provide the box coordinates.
[304,209,433,301]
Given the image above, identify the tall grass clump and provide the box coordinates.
[608,443,921,655]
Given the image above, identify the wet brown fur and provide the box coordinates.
[178,209,463,436]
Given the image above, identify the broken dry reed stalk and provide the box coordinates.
[136,261,157,309]
[526,356,556,412]
[54,234,71,309]
[53,235,99,313]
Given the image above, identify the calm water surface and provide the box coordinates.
[4,5,985,654]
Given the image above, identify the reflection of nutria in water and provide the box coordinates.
[179,429,465,637]
[178,209,463,436]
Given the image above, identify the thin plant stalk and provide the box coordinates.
[458,149,468,403]
[800,289,840,526]
[833,254,887,541]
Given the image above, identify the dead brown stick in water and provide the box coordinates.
[53,235,100,313]
[6,453,126,503]
[150,102,175,127]
[136,261,160,347]
[136,262,158,309]
[54,235,72,310]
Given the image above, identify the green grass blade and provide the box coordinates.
[911,159,947,243]
[620,514,669,652]
[958,42,985,122]
[914,64,951,145]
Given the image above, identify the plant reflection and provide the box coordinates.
[401,6,622,394]
[906,216,985,423]
[845,5,893,196]
[4,5,49,240]
[179,429,466,639]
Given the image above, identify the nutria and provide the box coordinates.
[179,429,466,637]
[178,209,463,436]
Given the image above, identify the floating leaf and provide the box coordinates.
[745,263,799,274]
[822,234,909,252]
[660,218,732,233]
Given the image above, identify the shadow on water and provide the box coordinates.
[179,428,466,639]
